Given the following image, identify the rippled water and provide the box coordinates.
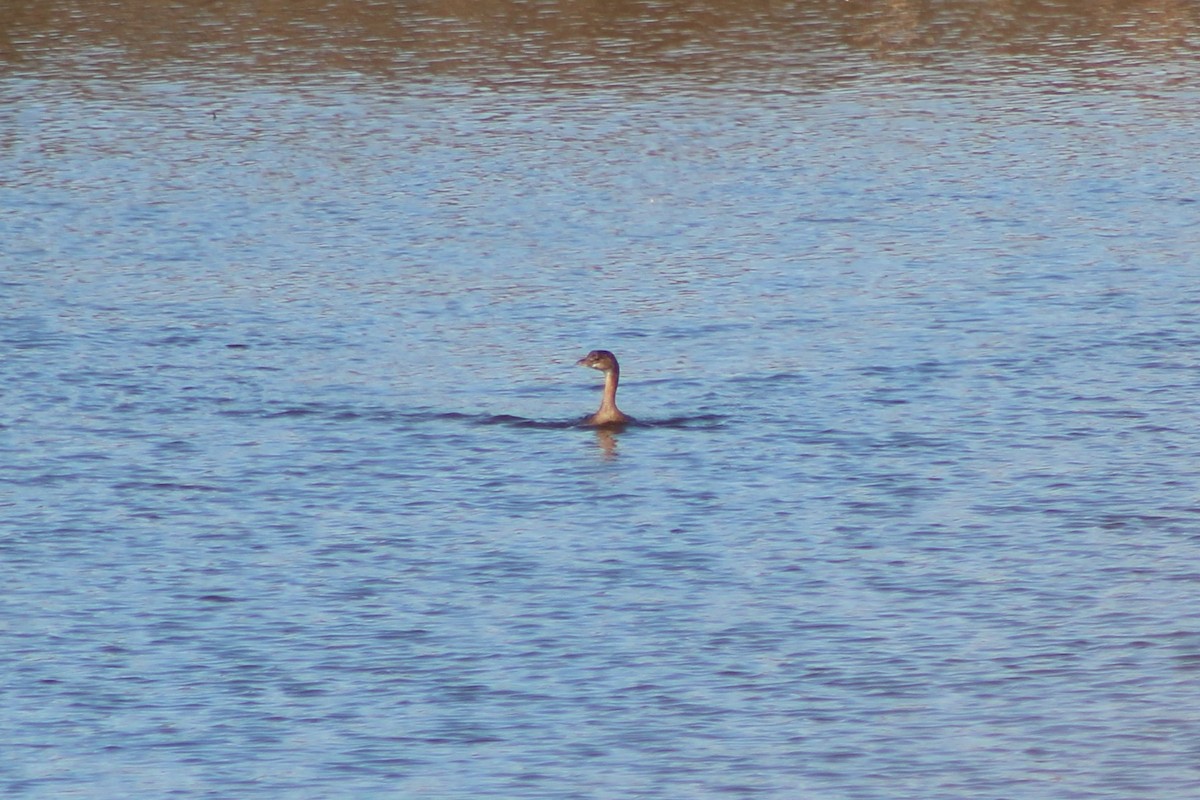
[4,2,1200,798]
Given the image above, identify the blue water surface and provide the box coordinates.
[3,2,1200,797]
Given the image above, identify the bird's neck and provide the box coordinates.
[599,367,621,414]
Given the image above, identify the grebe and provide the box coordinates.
[576,349,632,426]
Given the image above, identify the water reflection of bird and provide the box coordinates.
[576,349,632,427]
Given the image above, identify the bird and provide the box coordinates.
[575,349,633,426]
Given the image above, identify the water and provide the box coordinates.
[4,2,1200,797]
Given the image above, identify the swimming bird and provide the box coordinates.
[576,349,632,427]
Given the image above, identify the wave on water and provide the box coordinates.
[216,401,401,422]
[432,411,728,430]
[638,413,728,429]
[216,401,727,430]
[460,412,729,430]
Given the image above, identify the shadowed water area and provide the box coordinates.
[3,1,1200,797]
